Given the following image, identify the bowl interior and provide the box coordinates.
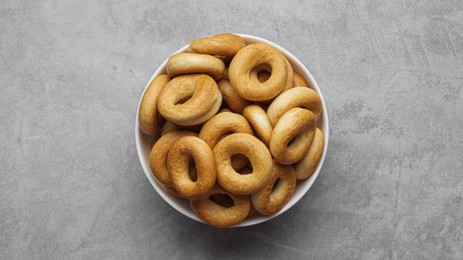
[135,34,329,227]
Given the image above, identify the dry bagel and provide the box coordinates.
[214,133,272,195]
[267,87,322,125]
[251,161,296,215]
[191,186,250,227]
[158,74,221,126]
[166,53,225,80]
[294,127,325,180]
[242,104,273,146]
[217,79,250,114]
[168,136,216,199]
[198,111,253,148]
[229,43,290,101]
[138,75,170,135]
[269,107,316,164]
[189,33,246,57]
[150,130,197,187]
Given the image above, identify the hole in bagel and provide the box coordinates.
[188,157,198,182]
[271,178,281,194]
[251,64,272,83]
[238,167,253,175]
[175,93,194,105]
[210,193,235,208]
[231,154,252,174]
[257,70,271,83]
[287,136,296,147]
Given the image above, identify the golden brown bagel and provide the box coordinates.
[191,186,250,227]
[168,136,216,199]
[251,161,296,215]
[294,127,325,180]
[229,43,290,101]
[199,112,254,171]
[214,133,272,194]
[217,79,250,114]
[248,56,292,105]
[166,53,225,80]
[189,33,246,57]
[242,105,273,146]
[269,108,316,164]
[267,87,322,126]
[138,75,170,135]
[158,74,222,126]
[179,89,222,126]
[198,112,254,148]
[149,130,196,187]
[283,57,294,92]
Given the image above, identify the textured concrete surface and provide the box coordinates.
[1,0,462,259]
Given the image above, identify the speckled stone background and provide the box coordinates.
[1,0,462,259]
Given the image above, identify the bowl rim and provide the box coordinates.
[135,33,330,227]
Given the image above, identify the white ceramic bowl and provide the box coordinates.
[135,34,329,227]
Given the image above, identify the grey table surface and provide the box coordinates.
[1,0,462,259]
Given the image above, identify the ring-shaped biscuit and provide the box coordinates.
[251,161,296,215]
[283,57,294,92]
[250,57,293,91]
[191,186,250,227]
[242,105,273,146]
[294,127,325,180]
[189,33,246,57]
[138,75,170,135]
[149,130,197,187]
[158,74,221,126]
[166,53,225,80]
[178,87,222,126]
[267,87,322,126]
[248,56,292,105]
[167,136,216,200]
[229,43,289,101]
[269,108,316,165]
[166,163,202,198]
[199,112,254,170]
[214,133,272,195]
[198,112,254,148]
[217,79,250,114]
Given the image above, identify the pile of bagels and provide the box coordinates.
[138,33,324,227]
